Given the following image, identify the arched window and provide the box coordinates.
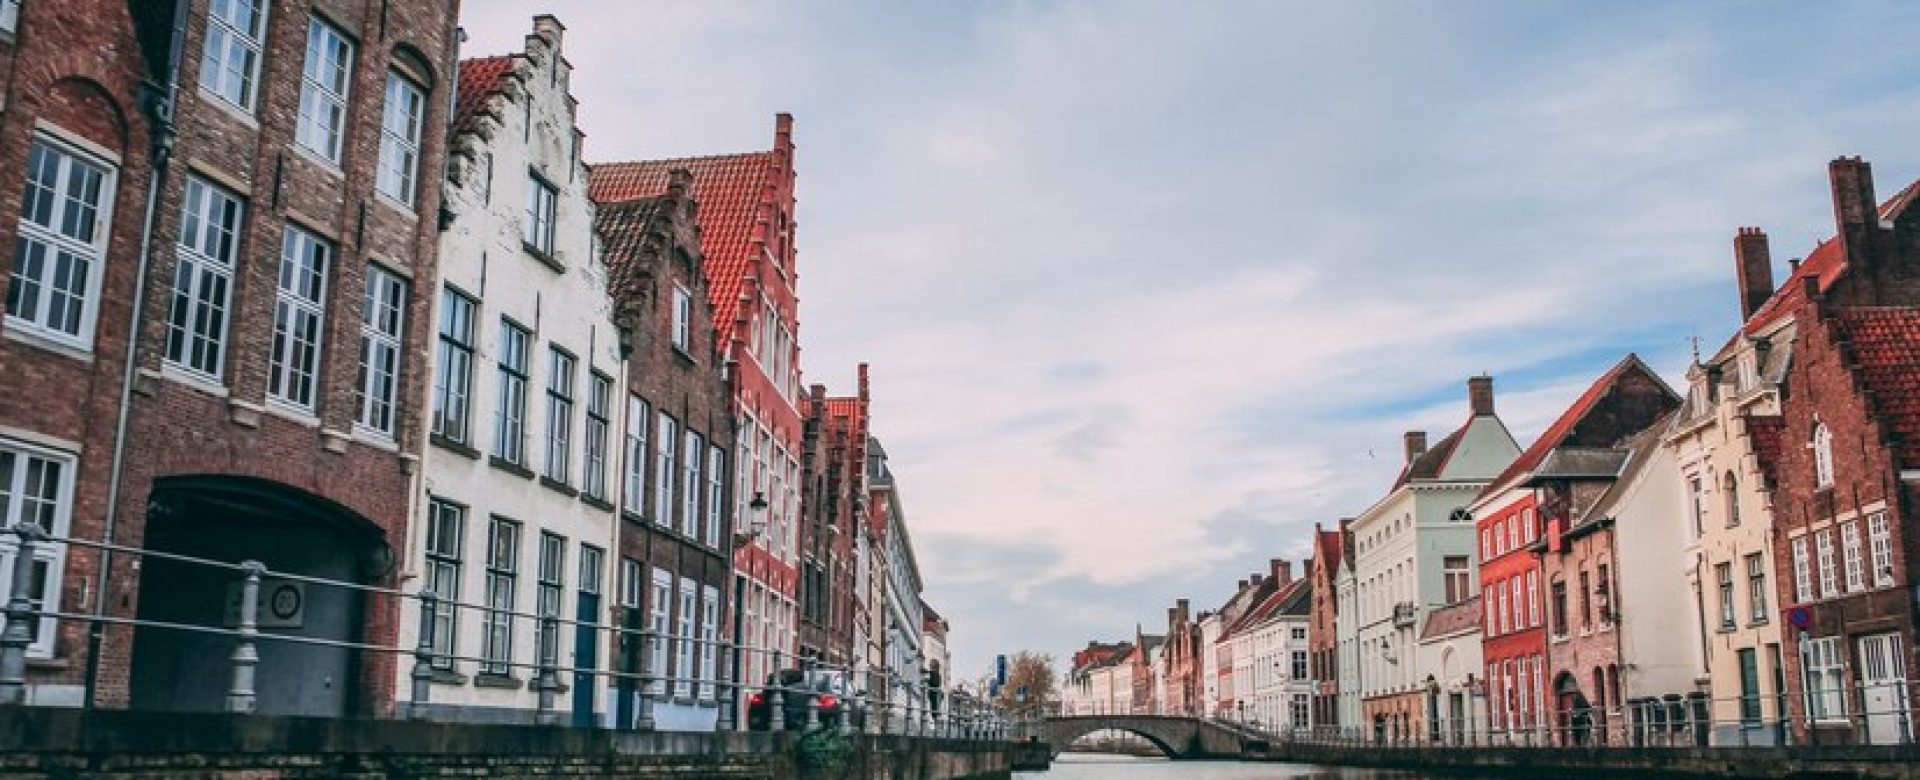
[1724,472,1741,527]
[1813,423,1835,488]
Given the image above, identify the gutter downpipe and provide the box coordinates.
[83,0,187,710]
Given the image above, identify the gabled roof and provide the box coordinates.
[590,151,779,351]
[1419,597,1481,641]
[453,55,515,136]
[1392,428,1463,490]
[1832,307,1920,467]
[1745,179,1920,334]
[1477,354,1679,503]
[1573,417,1671,525]
[1312,529,1343,581]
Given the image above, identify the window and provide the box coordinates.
[7,137,115,346]
[1481,529,1492,560]
[1443,556,1470,604]
[200,0,266,110]
[0,0,19,33]
[671,284,692,351]
[423,499,464,668]
[706,446,724,548]
[355,267,406,436]
[296,18,353,163]
[1815,529,1838,600]
[681,430,703,538]
[376,73,426,204]
[1291,649,1308,680]
[543,347,575,483]
[1724,472,1741,527]
[699,585,719,700]
[655,413,677,526]
[1594,564,1612,627]
[1800,636,1846,722]
[1841,520,1865,593]
[1505,516,1517,552]
[481,517,519,675]
[1484,587,1495,634]
[1736,649,1763,726]
[165,176,242,378]
[1291,626,1307,641]
[1746,553,1768,624]
[0,442,75,657]
[1528,568,1543,630]
[622,395,650,514]
[1550,579,1568,638]
[1716,563,1735,630]
[1513,576,1526,629]
[583,372,611,501]
[1579,570,1593,631]
[1791,536,1812,603]
[536,532,564,666]
[647,568,670,695]
[1813,423,1834,488]
[1522,509,1536,543]
[1497,582,1509,635]
[431,288,476,442]
[676,577,696,699]
[267,226,330,411]
[619,558,642,610]
[1689,477,1706,537]
[523,174,556,256]
[1867,512,1894,588]
[492,320,530,464]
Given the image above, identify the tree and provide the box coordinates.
[993,650,1058,711]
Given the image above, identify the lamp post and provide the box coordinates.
[727,492,770,730]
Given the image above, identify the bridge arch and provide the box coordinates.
[1047,723,1180,758]
[1042,715,1245,759]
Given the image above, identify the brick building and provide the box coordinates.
[797,367,869,669]
[1308,523,1344,732]
[0,0,455,716]
[591,116,804,695]
[1160,598,1198,716]
[1765,158,1920,745]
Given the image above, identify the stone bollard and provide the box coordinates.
[770,678,787,733]
[409,589,437,720]
[535,615,560,726]
[0,522,47,705]
[226,561,265,713]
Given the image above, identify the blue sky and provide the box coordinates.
[462,1,1920,679]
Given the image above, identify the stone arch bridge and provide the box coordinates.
[1042,715,1250,759]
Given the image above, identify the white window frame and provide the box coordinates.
[655,413,677,527]
[0,0,20,34]
[676,576,695,699]
[0,440,77,658]
[376,71,426,205]
[543,347,575,484]
[1841,520,1865,594]
[200,0,268,111]
[1813,423,1835,488]
[705,446,724,548]
[165,176,243,380]
[671,284,692,351]
[1792,536,1813,603]
[699,585,719,700]
[267,226,331,412]
[623,395,650,515]
[1815,529,1838,600]
[681,429,702,538]
[296,17,354,163]
[1868,512,1894,589]
[1801,636,1847,723]
[647,567,670,695]
[7,134,117,349]
[1526,569,1540,628]
[355,266,406,437]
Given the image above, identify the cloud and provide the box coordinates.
[461,0,1920,678]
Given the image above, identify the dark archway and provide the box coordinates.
[129,476,391,717]
[1052,725,1180,758]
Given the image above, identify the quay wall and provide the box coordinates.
[0,709,1011,779]
[1259,741,1920,779]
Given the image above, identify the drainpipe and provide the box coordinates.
[83,0,187,710]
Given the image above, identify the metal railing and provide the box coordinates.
[0,522,1018,740]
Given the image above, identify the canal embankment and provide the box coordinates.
[1253,741,1920,779]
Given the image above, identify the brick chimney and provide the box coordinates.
[1734,227,1774,320]
[1403,431,1428,464]
[1270,558,1293,584]
[1830,156,1879,268]
[1176,599,1190,623]
[1468,376,1495,416]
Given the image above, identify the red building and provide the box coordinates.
[1472,355,1678,738]
[0,0,454,715]
[1308,524,1344,732]
[797,366,869,668]
[591,115,805,692]
[1761,157,1920,745]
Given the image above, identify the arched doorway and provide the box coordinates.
[1554,671,1591,745]
[128,476,391,717]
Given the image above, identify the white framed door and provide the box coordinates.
[1856,632,1910,745]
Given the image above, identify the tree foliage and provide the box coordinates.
[993,650,1058,710]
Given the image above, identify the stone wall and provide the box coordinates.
[1262,741,1920,779]
[0,708,1012,779]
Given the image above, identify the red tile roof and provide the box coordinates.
[1477,354,1666,502]
[1833,307,1920,467]
[1419,597,1481,640]
[453,56,515,136]
[1745,414,1785,487]
[1745,179,1920,334]
[1314,529,1343,575]
[590,153,777,349]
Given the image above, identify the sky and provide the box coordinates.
[460,1,1920,680]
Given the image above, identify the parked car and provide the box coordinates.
[748,669,865,731]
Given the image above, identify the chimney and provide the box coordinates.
[532,14,566,47]
[1468,376,1495,416]
[1237,578,1250,591]
[1176,599,1190,622]
[1829,156,1879,266]
[666,168,692,200]
[1403,431,1428,464]
[1734,227,1774,320]
[1271,558,1293,584]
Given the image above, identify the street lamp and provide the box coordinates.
[727,492,771,730]
[733,492,770,546]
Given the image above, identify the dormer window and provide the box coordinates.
[1813,423,1834,488]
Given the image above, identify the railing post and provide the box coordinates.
[716,643,735,733]
[535,614,559,726]
[0,522,46,705]
[409,589,437,720]
[637,629,656,731]
[225,560,264,713]
[769,672,787,733]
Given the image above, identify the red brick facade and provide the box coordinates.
[1308,526,1343,731]
[797,369,868,668]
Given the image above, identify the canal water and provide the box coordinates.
[1018,753,1443,779]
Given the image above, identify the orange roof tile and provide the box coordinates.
[590,153,777,349]
[453,56,515,136]
[1833,307,1920,467]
